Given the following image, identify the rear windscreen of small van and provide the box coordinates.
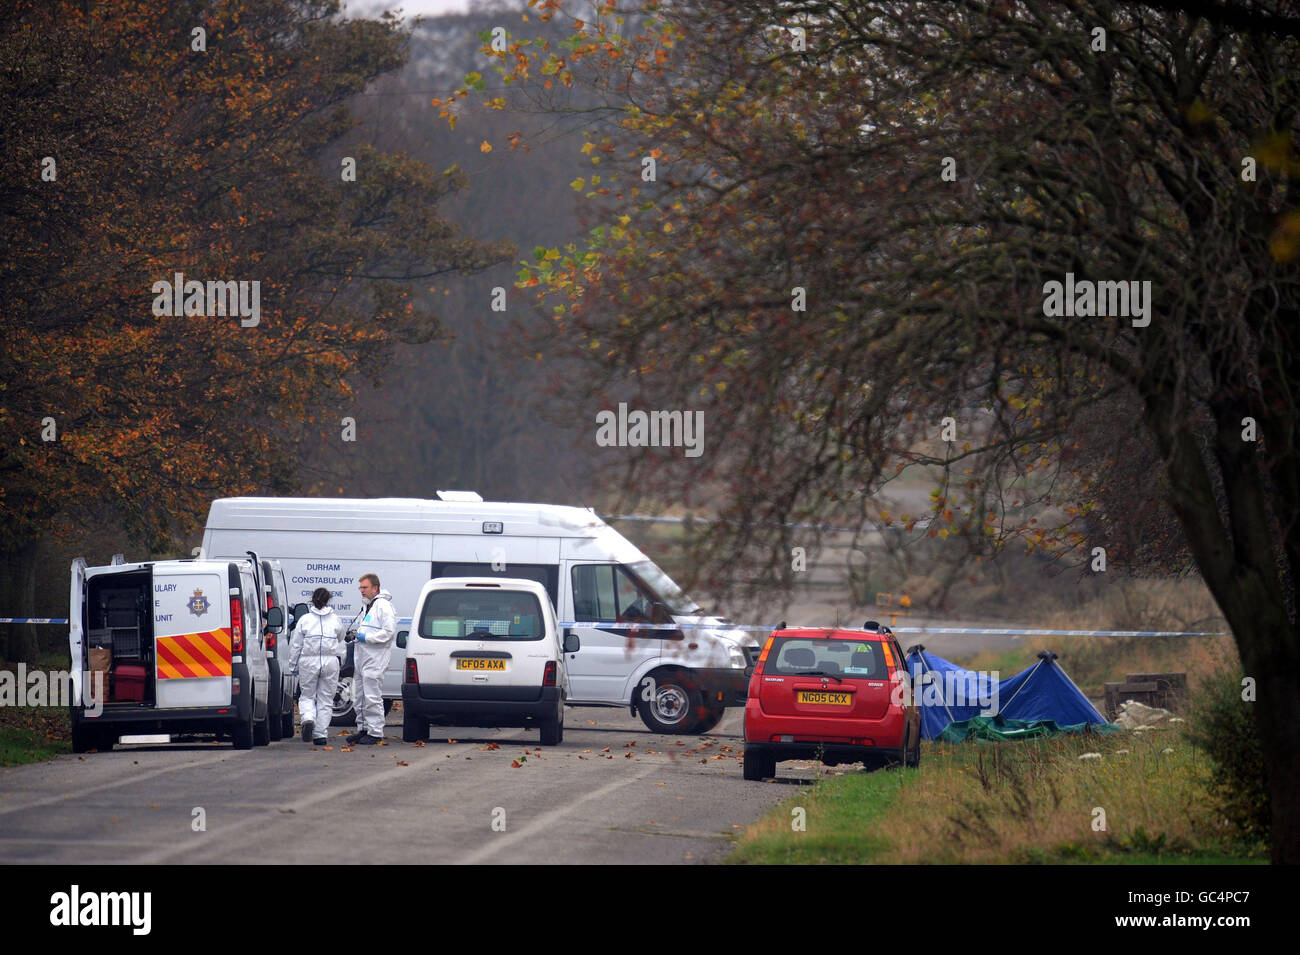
[419,590,545,641]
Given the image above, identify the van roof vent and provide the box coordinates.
[436,490,484,502]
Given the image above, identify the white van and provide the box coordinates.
[201,494,759,734]
[69,555,279,752]
[402,577,577,744]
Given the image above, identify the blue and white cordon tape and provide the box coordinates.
[554,621,1228,637]
[2,616,1227,637]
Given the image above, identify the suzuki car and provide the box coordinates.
[743,624,921,780]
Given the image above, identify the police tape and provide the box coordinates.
[554,621,1230,636]
[3,616,1229,637]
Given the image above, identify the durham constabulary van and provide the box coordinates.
[201,494,759,734]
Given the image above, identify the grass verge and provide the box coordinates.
[728,728,1267,864]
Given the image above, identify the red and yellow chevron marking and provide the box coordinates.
[156,629,232,680]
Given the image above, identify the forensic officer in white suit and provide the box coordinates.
[346,573,397,745]
[289,587,346,745]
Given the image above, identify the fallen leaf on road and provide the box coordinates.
[324,746,334,750]
[483,742,500,751]
[624,753,634,758]
[396,760,409,766]
[278,809,296,814]
[510,759,523,768]
[414,741,425,747]
[341,746,353,752]
[602,747,610,752]
[624,741,636,747]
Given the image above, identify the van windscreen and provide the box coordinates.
[419,590,545,641]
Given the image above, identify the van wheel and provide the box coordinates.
[72,724,102,754]
[539,706,564,746]
[637,672,702,735]
[383,699,393,716]
[693,704,727,735]
[268,702,283,742]
[232,708,254,750]
[332,676,357,727]
[402,710,427,743]
[253,706,271,746]
[281,710,294,739]
[743,747,774,781]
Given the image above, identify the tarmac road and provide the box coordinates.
[0,705,808,865]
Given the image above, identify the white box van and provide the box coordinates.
[402,577,577,744]
[201,494,759,734]
[69,555,279,752]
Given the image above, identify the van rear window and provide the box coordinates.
[419,590,545,641]
[767,638,888,679]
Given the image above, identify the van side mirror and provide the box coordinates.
[265,605,284,633]
[397,630,408,649]
[293,603,308,624]
[563,631,581,653]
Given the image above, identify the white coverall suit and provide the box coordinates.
[354,589,397,737]
[290,605,345,740]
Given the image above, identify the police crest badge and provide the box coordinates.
[187,589,210,617]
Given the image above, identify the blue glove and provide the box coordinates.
[356,632,367,643]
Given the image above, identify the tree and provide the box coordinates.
[0,0,511,660]
[445,1,1300,860]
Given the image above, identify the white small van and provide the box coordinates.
[69,555,279,752]
[401,577,577,744]
[202,494,760,734]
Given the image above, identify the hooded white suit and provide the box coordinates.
[354,588,397,737]
[290,604,346,740]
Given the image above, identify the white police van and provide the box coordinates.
[201,493,758,734]
[68,554,278,752]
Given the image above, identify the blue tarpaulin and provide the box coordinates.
[904,648,1111,740]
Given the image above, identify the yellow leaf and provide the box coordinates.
[480,141,493,153]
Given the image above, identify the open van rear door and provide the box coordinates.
[153,565,233,708]
[69,558,87,707]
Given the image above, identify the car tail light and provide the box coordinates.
[405,658,419,683]
[881,640,896,675]
[230,598,244,652]
[749,636,774,698]
[542,661,557,687]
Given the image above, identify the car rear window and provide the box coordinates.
[419,589,545,641]
[767,638,888,679]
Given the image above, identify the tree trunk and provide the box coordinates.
[0,542,41,664]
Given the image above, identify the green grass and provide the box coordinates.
[728,728,1268,864]
[726,767,913,864]
[0,718,71,766]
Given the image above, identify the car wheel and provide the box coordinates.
[539,705,564,746]
[905,727,921,768]
[636,671,703,734]
[402,709,427,743]
[743,747,773,781]
[232,706,254,750]
[253,704,271,746]
[332,675,357,727]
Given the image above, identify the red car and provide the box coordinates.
[743,624,921,780]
